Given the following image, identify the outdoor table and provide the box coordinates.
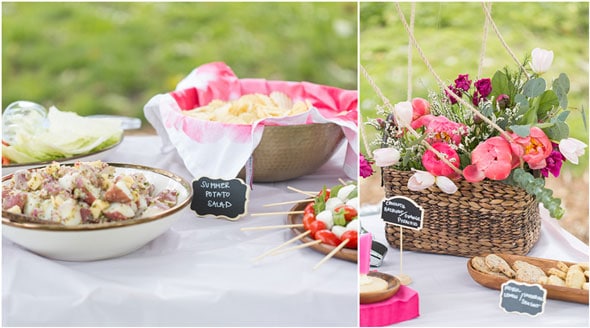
[360,203,589,327]
[2,135,357,327]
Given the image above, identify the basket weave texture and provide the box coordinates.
[383,168,541,257]
[238,123,344,182]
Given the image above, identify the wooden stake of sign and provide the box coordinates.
[381,196,424,285]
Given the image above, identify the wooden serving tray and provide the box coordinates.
[287,201,357,263]
[467,253,589,304]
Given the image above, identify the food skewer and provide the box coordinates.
[250,210,304,217]
[263,198,314,207]
[253,230,311,262]
[241,224,303,231]
[270,239,323,256]
[287,186,316,197]
[313,239,350,270]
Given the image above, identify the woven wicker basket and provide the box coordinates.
[238,123,345,182]
[382,168,541,257]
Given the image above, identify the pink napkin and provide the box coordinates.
[144,62,358,180]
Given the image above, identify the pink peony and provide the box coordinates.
[422,142,461,177]
[463,136,514,182]
[412,115,467,145]
[509,127,552,169]
[411,97,431,121]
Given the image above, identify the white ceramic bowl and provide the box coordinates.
[2,163,192,261]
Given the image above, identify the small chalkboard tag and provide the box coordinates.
[191,177,250,221]
[381,196,424,230]
[499,281,546,317]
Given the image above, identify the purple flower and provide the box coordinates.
[472,90,483,106]
[445,85,461,104]
[541,144,566,178]
[474,78,492,98]
[360,153,374,178]
[454,74,472,91]
[496,94,510,110]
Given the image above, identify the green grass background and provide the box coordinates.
[360,2,589,174]
[2,2,357,120]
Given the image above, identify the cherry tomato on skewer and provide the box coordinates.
[308,220,326,239]
[341,230,358,249]
[334,205,358,222]
[302,212,316,231]
[315,229,342,246]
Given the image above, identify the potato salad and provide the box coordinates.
[2,161,178,225]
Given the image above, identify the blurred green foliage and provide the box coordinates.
[360,2,589,174]
[2,2,357,121]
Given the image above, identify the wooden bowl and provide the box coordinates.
[467,253,589,304]
[286,201,356,262]
[360,271,401,304]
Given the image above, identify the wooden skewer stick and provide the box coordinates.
[287,186,316,197]
[253,230,311,262]
[270,239,323,256]
[313,239,350,270]
[241,224,303,231]
[250,211,304,217]
[263,198,313,207]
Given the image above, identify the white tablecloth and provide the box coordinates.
[2,136,357,327]
[361,204,589,327]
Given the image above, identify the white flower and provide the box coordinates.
[393,101,413,127]
[559,138,587,165]
[407,169,435,191]
[531,48,554,75]
[373,148,400,167]
[407,169,457,194]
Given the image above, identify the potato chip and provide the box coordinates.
[182,92,310,124]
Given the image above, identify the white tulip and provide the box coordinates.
[393,101,413,127]
[373,148,400,167]
[407,169,457,194]
[407,169,435,191]
[531,48,554,75]
[559,138,587,165]
[435,176,458,194]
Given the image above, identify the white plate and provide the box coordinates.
[2,137,123,176]
[2,163,192,261]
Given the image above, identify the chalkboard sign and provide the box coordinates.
[381,196,424,230]
[191,177,250,221]
[499,281,546,317]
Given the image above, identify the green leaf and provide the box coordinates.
[536,90,559,119]
[552,74,569,109]
[333,208,346,226]
[542,121,569,141]
[521,108,538,125]
[553,73,570,93]
[582,105,588,131]
[556,110,570,122]
[491,70,510,97]
[508,125,531,137]
[514,94,529,114]
[522,78,546,98]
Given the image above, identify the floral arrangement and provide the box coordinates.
[363,48,587,219]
